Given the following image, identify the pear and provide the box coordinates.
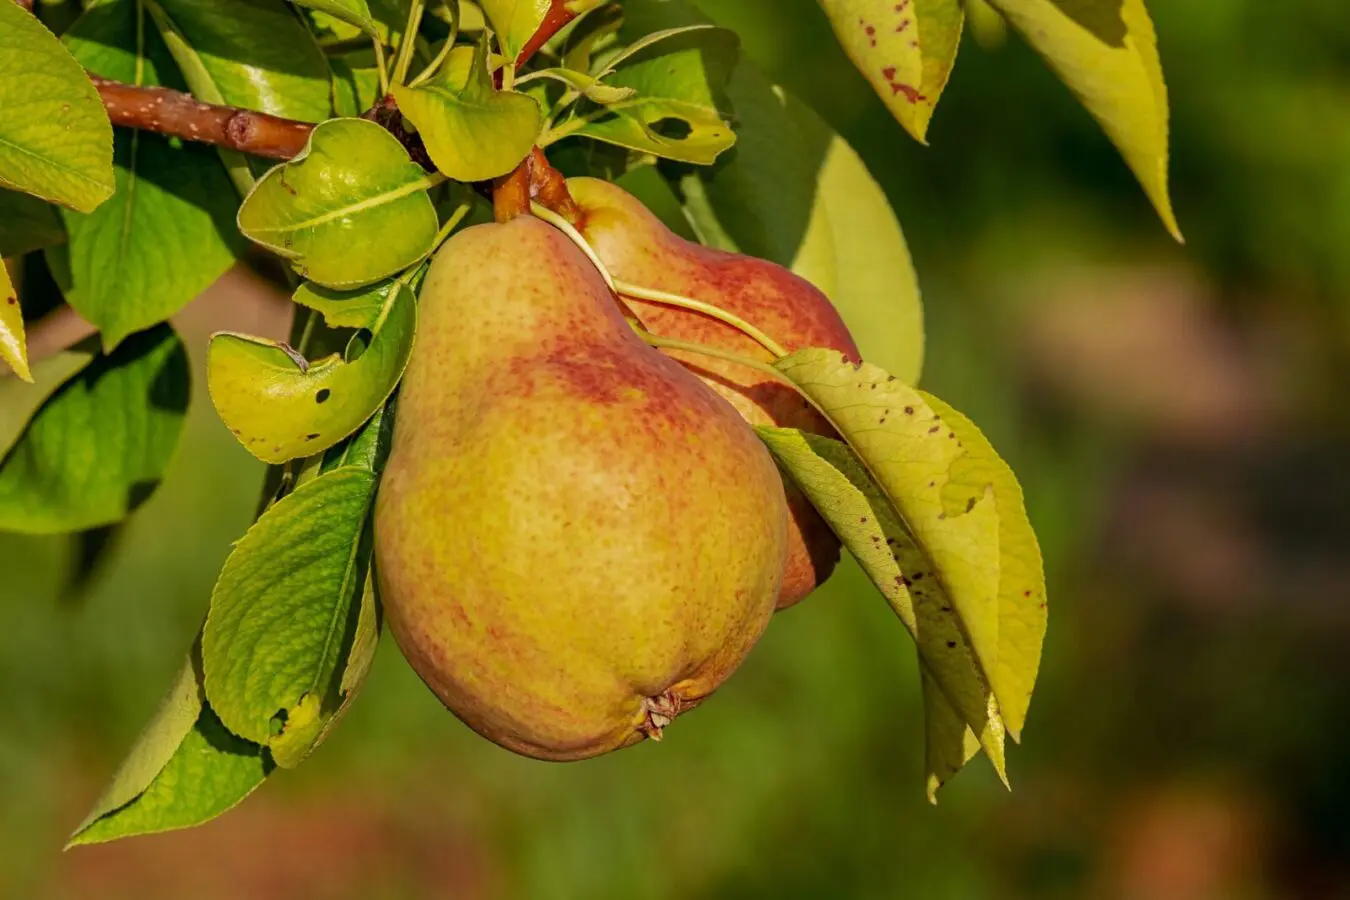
[568,177,860,609]
[375,216,789,761]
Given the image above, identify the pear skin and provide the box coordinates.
[375,216,789,761]
[568,177,861,609]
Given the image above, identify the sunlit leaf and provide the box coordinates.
[986,0,1180,239]
[921,668,982,802]
[202,465,379,765]
[237,119,439,289]
[479,0,551,60]
[292,0,379,35]
[0,2,114,211]
[816,0,964,142]
[548,26,739,165]
[757,425,1007,782]
[0,264,31,383]
[0,325,189,535]
[391,44,541,182]
[207,281,415,463]
[68,655,272,846]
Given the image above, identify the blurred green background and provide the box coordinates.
[6,0,1350,896]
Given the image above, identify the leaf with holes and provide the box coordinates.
[986,0,1179,239]
[69,655,273,846]
[61,0,242,350]
[207,281,415,464]
[237,119,439,288]
[0,264,30,383]
[391,43,541,182]
[0,324,189,535]
[816,0,964,143]
[479,0,551,60]
[548,26,739,165]
[0,2,113,211]
[756,426,1007,787]
[202,466,379,765]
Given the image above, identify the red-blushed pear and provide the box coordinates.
[567,177,861,609]
[374,216,789,762]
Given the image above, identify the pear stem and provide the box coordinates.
[393,0,426,86]
[612,280,789,360]
[530,202,617,290]
[530,202,791,361]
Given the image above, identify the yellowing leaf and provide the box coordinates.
[479,0,551,60]
[208,282,416,464]
[925,392,1046,740]
[921,668,982,802]
[817,0,964,142]
[986,0,1180,240]
[391,44,541,182]
[0,264,31,382]
[757,426,1007,782]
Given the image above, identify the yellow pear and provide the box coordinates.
[375,216,789,761]
[568,177,860,609]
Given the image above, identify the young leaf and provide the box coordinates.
[546,26,739,165]
[237,119,439,289]
[816,0,964,143]
[924,392,1046,740]
[292,0,380,36]
[292,278,399,330]
[0,190,65,258]
[772,350,1025,739]
[986,0,1180,240]
[69,655,273,846]
[0,325,189,535]
[61,0,242,350]
[756,426,1007,782]
[0,2,114,212]
[391,44,542,182]
[518,68,637,106]
[147,0,333,122]
[201,466,379,766]
[0,264,31,383]
[479,0,551,61]
[207,282,415,463]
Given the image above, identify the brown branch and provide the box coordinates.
[91,76,314,160]
[14,0,33,12]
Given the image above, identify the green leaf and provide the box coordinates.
[0,348,95,454]
[207,281,415,463]
[756,425,1006,786]
[816,0,964,143]
[479,0,551,60]
[923,392,1046,740]
[292,278,398,330]
[202,466,378,764]
[148,0,333,122]
[69,655,272,846]
[0,324,189,535]
[985,0,1180,240]
[292,0,379,35]
[62,0,242,350]
[391,43,542,182]
[518,67,637,105]
[237,119,439,289]
[0,2,114,211]
[548,26,739,165]
[0,190,65,257]
[331,52,384,118]
[0,264,31,383]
